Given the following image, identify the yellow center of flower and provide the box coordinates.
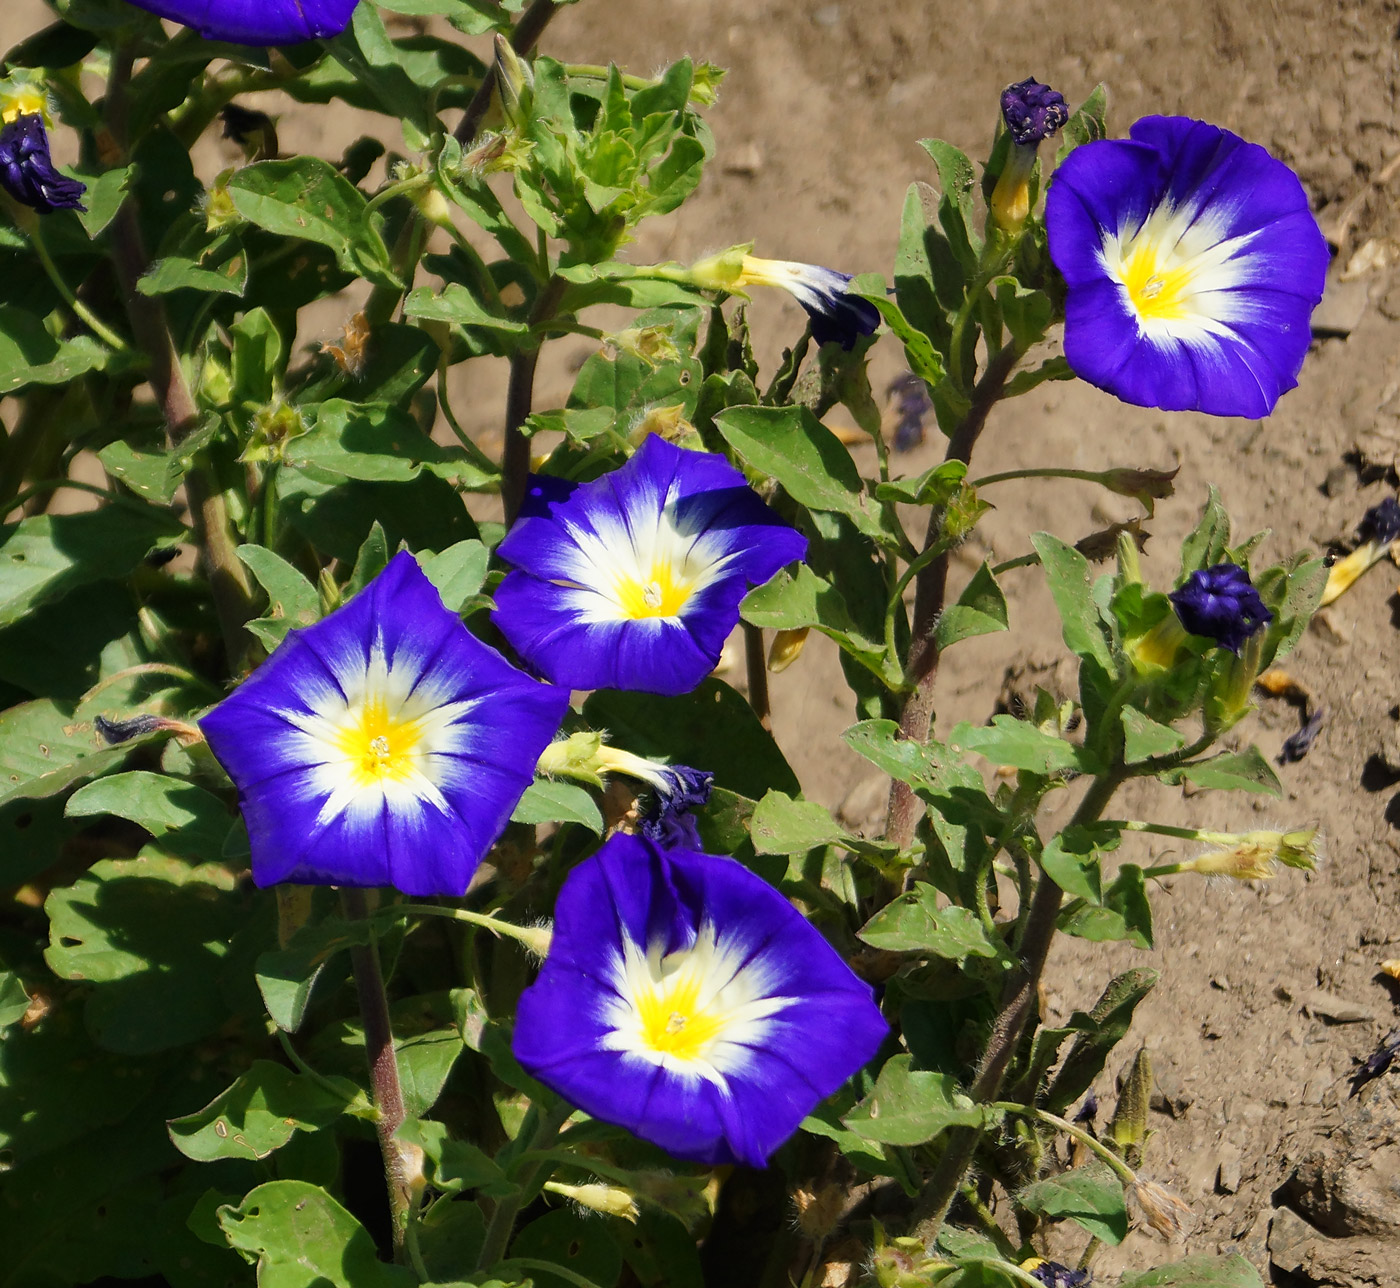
[614,563,693,619]
[0,90,48,126]
[634,966,730,1060]
[331,696,427,790]
[1118,237,1198,322]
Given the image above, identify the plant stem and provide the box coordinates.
[453,0,561,145]
[391,902,552,956]
[502,274,567,525]
[475,1100,572,1272]
[103,43,254,668]
[743,622,772,730]
[884,343,1023,852]
[29,223,130,352]
[342,888,413,1261]
[911,769,1125,1240]
[972,466,1106,488]
[994,1104,1138,1188]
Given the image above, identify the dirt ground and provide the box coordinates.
[9,0,1400,1282]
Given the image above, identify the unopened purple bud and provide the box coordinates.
[1000,78,1069,147]
[0,114,85,214]
[638,763,713,849]
[1360,494,1400,546]
[1168,562,1272,655]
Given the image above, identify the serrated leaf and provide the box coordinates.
[168,1061,361,1162]
[858,884,1009,961]
[511,779,603,832]
[1019,1163,1127,1244]
[218,1181,416,1288]
[749,790,845,855]
[843,1054,985,1145]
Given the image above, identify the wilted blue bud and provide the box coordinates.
[1168,563,1272,654]
[0,114,85,214]
[1000,78,1070,146]
[638,763,714,849]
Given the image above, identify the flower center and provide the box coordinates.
[1117,235,1198,322]
[332,695,426,790]
[614,563,694,620]
[632,957,732,1060]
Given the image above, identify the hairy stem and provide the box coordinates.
[475,1100,572,1271]
[884,343,1023,851]
[342,889,412,1260]
[453,0,561,145]
[911,770,1125,1239]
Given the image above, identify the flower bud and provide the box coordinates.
[608,325,681,366]
[240,403,309,465]
[492,34,534,130]
[768,626,810,673]
[989,77,1067,235]
[543,1180,640,1223]
[1169,563,1272,654]
[536,731,606,785]
[1109,1047,1152,1166]
[687,63,727,107]
[1129,1179,1192,1237]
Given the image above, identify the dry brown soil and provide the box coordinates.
[7,0,1400,1282]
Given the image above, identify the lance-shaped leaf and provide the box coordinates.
[1118,1254,1265,1288]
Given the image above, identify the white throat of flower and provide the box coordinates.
[1098,200,1261,342]
[560,495,731,624]
[598,922,794,1086]
[282,639,475,826]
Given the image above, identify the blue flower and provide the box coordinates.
[1046,116,1328,417]
[123,0,359,44]
[492,435,808,696]
[513,833,888,1167]
[0,115,84,214]
[200,551,570,896]
[1168,562,1272,654]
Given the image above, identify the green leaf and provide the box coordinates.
[1029,532,1116,673]
[66,771,231,861]
[0,504,184,628]
[1003,355,1075,398]
[992,277,1053,351]
[284,399,444,482]
[255,917,374,1032]
[1118,1254,1265,1288]
[860,292,949,393]
[0,697,143,811]
[739,564,899,688]
[858,884,1009,961]
[715,404,889,543]
[1039,825,1116,903]
[71,162,134,237]
[1178,485,1232,578]
[398,1118,509,1196]
[511,779,603,832]
[43,856,244,1054]
[1043,968,1159,1113]
[238,544,322,649]
[218,1181,416,1288]
[403,282,531,335]
[934,562,1008,650]
[874,459,966,507]
[420,539,490,613]
[749,790,845,855]
[139,232,248,297]
[97,415,221,506]
[1160,746,1282,795]
[1055,84,1108,163]
[948,715,1092,776]
[583,679,799,799]
[916,138,981,269]
[1018,1163,1128,1245]
[0,970,29,1029]
[168,1061,361,1162]
[0,304,112,392]
[228,158,395,286]
[1121,706,1185,764]
[509,1208,623,1288]
[843,1054,986,1145]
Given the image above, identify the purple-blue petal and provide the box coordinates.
[1047,115,1329,418]
[513,835,888,1167]
[493,435,807,695]
[123,0,359,43]
[200,550,569,896]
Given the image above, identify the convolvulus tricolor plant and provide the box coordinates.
[0,6,1327,1287]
